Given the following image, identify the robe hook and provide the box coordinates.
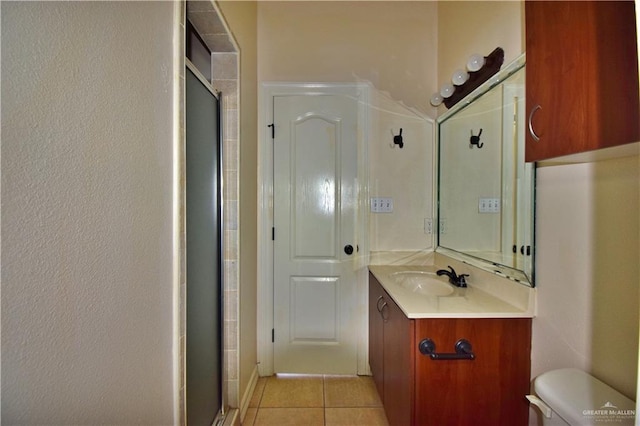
[393,128,404,149]
[470,128,483,148]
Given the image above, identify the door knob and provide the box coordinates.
[344,245,354,255]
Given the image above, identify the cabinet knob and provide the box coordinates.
[528,104,542,142]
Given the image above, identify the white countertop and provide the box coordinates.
[369,264,535,319]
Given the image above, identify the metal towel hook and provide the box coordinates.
[393,128,404,148]
[470,128,483,148]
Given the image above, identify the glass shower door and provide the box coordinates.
[186,65,222,426]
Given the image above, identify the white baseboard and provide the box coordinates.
[239,365,260,423]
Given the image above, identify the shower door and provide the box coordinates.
[186,64,223,426]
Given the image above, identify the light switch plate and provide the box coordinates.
[479,198,500,213]
[371,197,393,213]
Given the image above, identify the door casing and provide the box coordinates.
[258,82,370,376]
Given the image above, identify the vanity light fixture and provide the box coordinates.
[430,93,444,106]
[452,69,469,86]
[439,83,455,99]
[430,47,505,108]
[466,53,485,72]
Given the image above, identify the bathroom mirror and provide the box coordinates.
[436,55,535,286]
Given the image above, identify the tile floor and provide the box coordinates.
[243,375,389,426]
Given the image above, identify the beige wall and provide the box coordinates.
[437,1,523,114]
[218,0,259,411]
[1,2,175,423]
[368,89,434,252]
[534,157,639,400]
[2,1,260,422]
[258,1,438,115]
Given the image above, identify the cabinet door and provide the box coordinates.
[525,1,639,161]
[382,293,414,426]
[368,274,385,398]
[414,318,532,426]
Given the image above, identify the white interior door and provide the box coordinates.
[273,93,359,374]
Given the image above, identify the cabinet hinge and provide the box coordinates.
[272,328,275,343]
[268,123,275,139]
[272,227,275,241]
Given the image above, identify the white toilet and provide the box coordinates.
[527,368,635,425]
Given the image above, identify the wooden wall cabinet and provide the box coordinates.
[369,273,532,426]
[525,1,640,162]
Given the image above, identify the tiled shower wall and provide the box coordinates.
[211,52,240,409]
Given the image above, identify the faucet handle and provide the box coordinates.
[457,274,469,287]
[446,266,457,277]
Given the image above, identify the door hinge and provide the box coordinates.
[272,328,275,343]
[272,227,275,241]
[268,123,275,139]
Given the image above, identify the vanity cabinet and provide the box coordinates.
[524,0,639,162]
[369,273,532,425]
[369,275,414,426]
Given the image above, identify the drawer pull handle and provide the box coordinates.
[376,296,385,312]
[418,338,475,360]
[379,302,389,322]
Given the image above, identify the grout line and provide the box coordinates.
[322,375,327,426]
[323,375,326,408]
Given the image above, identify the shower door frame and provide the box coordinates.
[185,59,225,426]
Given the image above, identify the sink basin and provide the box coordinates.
[390,271,455,297]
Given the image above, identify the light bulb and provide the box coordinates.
[452,69,469,86]
[440,83,455,99]
[466,53,485,72]
[430,93,443,106]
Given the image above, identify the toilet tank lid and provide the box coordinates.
[534,368,635,426]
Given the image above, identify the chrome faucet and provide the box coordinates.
[436,266,469,288]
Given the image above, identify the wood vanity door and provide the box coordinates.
[382,292,415,426]
[368,275,385,398]
[414,318,532,426]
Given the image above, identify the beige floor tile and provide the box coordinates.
[324,375,383,407]
[249,377,268,407]
[325,407,389,426]
[260,375,324,408]
[242,407,257,426]
[253,408,324,426]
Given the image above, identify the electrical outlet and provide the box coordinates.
[424,218,433,234]
[439,219,447,234]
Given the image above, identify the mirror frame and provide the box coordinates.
[435,54,535,286]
